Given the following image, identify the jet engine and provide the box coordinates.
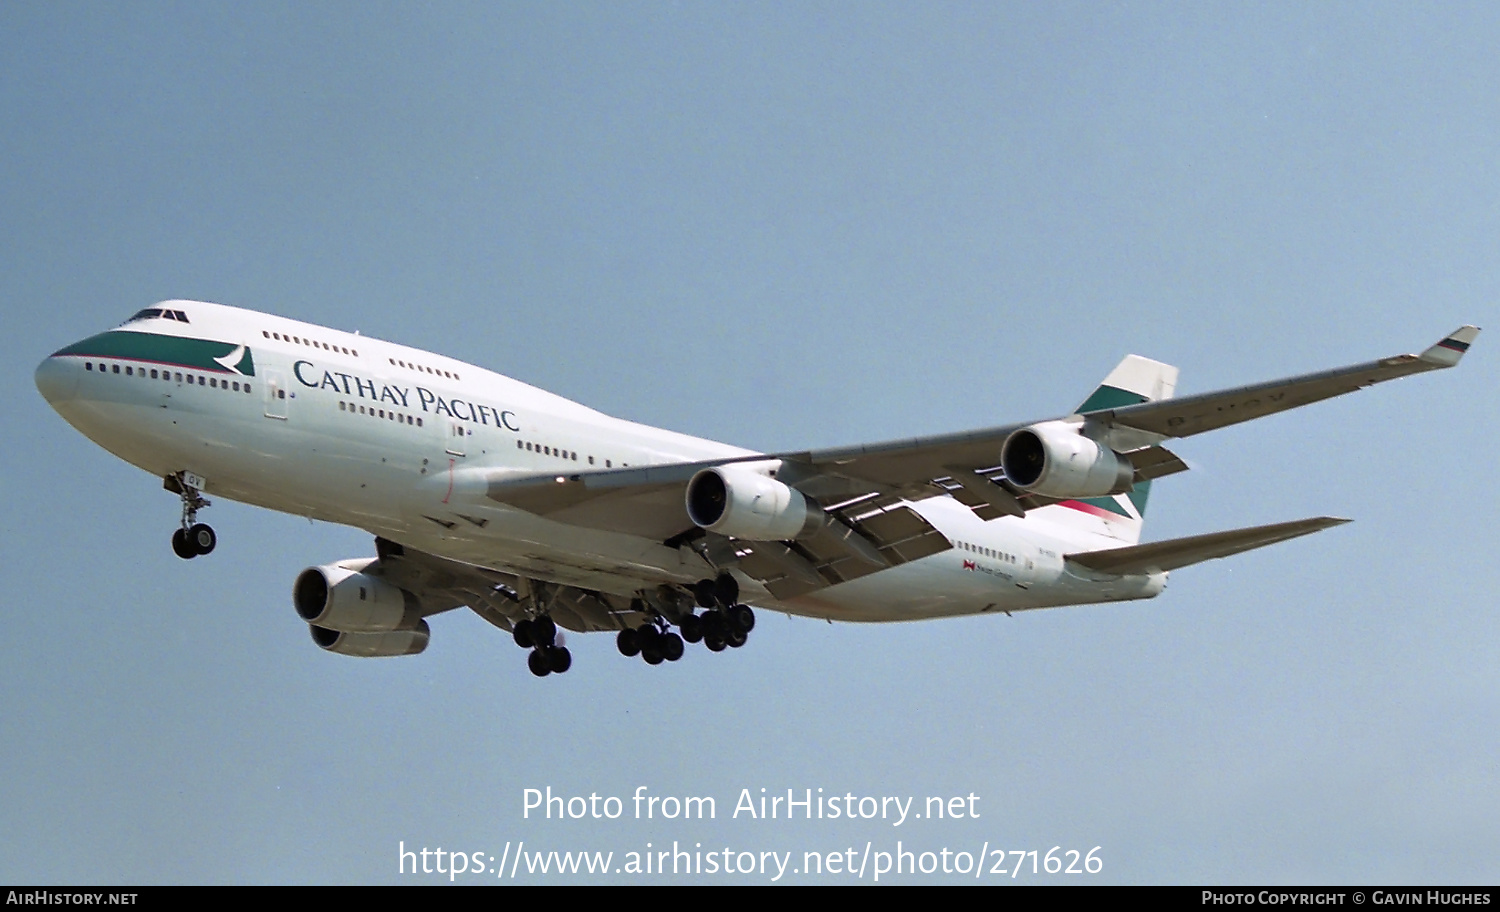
[310,622,430,657]
[685,463,825,541]
[294,562,423,633]
[1000,420,1134,499]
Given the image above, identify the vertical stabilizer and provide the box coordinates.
[1075,354,1179,412]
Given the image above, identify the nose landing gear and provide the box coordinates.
[166,472,216,559]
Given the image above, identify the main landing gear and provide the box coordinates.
[615,575,756,666]
[167,473,216,560]
[513,615,572,677]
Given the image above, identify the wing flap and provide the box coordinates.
[730,502,953,599]
[1065,516,1350,575]
[1126,445,1190,482]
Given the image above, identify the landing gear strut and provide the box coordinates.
[167,472,215,559]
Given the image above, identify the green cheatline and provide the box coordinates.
[53,331,256,377]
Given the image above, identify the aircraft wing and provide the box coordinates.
[1083,326,1480,439]
[774,325,1478,490]
[486,464,954,600]
[1064,516,1351,576]
[483,326,1474,596]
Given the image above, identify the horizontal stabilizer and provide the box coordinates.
[1065,516,1351,576]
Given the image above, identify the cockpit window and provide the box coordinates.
[121,307,190,325]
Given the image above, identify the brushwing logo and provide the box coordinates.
[213,344,254,375]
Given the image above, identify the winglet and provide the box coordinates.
[1418,325,1481,368]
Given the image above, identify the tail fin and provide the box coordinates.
[1075,354,1179,412]
[1038,355,1180,544]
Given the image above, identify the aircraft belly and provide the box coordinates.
[767,545,1160,623]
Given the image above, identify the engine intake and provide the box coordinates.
[1001,420,1134,498]
[294,562,423,633]
[685,463,826,541]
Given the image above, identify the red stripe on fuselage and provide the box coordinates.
[1057,499,1126,521]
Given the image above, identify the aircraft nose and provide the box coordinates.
[35,355,79,406]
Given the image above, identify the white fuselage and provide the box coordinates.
[35,301,1164,624]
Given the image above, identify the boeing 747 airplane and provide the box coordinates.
[34,302,1478,676]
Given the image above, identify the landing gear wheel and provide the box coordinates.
[171,528,196,560]
[527,649,552,677]
[187,523,216,556]
[700,610,726,639]
[679,614,703,644]
[713,574,739,607]
[693,578,717,609]
[513,619,535,649]
[616,628,641,657]
[726,627,748,648]
[547,646,572,674]
[642,645,664,665]
[660,632,685,662]
[729,604,755,633]
[531,615,557,647]
[705,635,727,653]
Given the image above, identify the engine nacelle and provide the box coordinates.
[685,462,825,541]
[1000,420,1134,498]
[294,562,423,633]
[310,622,430,657]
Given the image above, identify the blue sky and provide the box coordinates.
[3,3,1497,884]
